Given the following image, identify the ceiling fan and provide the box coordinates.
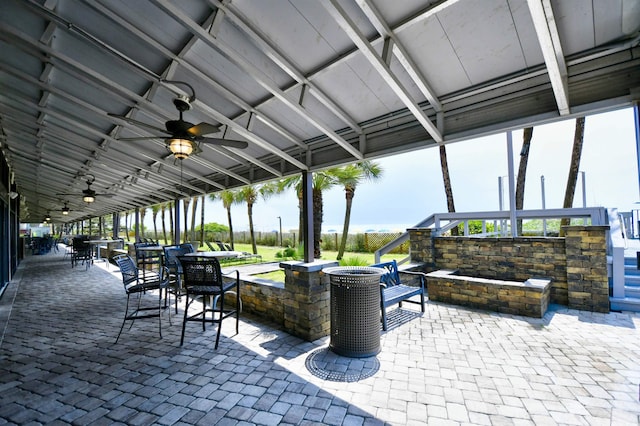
[109,81,248,160]
[57,175,114,203]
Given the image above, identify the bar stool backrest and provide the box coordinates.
[178,256,223,288]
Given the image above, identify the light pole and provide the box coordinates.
[277,216,282,246]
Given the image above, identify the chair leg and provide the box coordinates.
[202,297,207,331]
[157,288,163,339]
[180,294,191,346]
[235,288,240,335]
[115,294,131,344]
[214,291,224,350]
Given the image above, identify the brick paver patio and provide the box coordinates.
[1,249,639,425]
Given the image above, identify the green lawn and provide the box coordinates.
[225,243,406,282]
[228,243,404,264]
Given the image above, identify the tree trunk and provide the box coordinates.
[200,195,205,246]
[226,207,235,249]
[516,127,534,235]
[124,213,130,241]
[190,196,198,243]
[247,202,257,254]
[152,213,158,242]
[439,145,458,236]
[560,117,586,234]
[337,186,355,260]
[161,207,167,244]
[168,203,174,244]
[182,199,190,244]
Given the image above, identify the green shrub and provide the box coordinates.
[276,246,299,260]
[339,256,368,266]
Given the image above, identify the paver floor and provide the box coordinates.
[1,249,639,425]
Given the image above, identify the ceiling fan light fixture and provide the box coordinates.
[62,205,70,215]
[83,194,95,203]
[168,138,193,159]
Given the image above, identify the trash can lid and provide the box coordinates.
[323,266,386,276]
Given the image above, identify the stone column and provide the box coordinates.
[280,260,338,341]
[563,225,609,313]
[409,228,434,267]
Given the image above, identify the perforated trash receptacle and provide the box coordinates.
[324,266,386,358]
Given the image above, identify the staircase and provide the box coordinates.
[610,252,640,312]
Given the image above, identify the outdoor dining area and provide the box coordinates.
[1,234,639,425]
[1,0,640,423]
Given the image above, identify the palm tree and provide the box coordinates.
[216,190,236,248]
[237,185,259,254]
[138,207,147,239]
[151,204,161,242]
[166,200,175,244]
[333,161,383,260]
[560,117,586,233]
[160,202,168,244]
[182,198,191,244]
[439,145,458,236]
[281,171,338,258]
[516,127,534,235]
[189,195,198,243]
[199,194,205,245]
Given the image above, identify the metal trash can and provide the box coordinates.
[324,266,386,358]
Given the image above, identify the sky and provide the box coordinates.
[150,106,638,234]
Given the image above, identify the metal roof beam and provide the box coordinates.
[356,0,443,113]
[151,0,363,161]
[527,0,570,115]
[324,0,443,143]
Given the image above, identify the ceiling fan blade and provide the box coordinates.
[108,113,170,135]
[200,137,248,149]
[118,136,165,141]
[187,122,220,137]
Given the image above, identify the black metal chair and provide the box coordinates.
[113,253,170,343]
[134,241,162,279]
[162,244,194,314]
[71,237,92,269]
[178,256,240,349]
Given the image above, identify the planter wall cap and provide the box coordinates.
[280,260,338,272]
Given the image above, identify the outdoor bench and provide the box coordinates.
[369,260,426,330]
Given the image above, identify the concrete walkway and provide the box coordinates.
[1,249,639,425]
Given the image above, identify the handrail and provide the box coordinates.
[374,215,436,264]
[607,208,626,298]
[375,207,609,263]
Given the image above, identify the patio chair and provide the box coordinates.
[113,254,170,343]
[178,255,240,349]
[71,237,93,269]
[134,241,162,278]
[214,240,262,263]
[162,244,194,314]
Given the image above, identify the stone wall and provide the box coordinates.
[237,260,338,342]
[409,226,609,313]
[240,279,286,325]
[426,269,551,317]
[564,226,610,313]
